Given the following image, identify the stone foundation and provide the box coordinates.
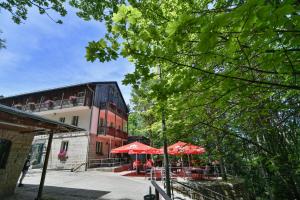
[173,178,249,200]
[0,129,34,197]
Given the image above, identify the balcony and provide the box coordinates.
[97,127,128,139]
[99,102,128,120]
[15,96,86,113]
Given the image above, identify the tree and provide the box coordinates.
[0,30,5,49]
[1,0,67,24]
[50,0,300,198]
[129,80,162,146]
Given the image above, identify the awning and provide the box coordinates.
[0,103,84,133]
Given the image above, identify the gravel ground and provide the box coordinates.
[5,169,153,200]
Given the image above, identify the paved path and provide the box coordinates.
[5,170,154,200]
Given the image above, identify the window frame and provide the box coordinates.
[0,139,12,169]
[71,116,79,126]
[96,141,103,155]
[60,141,69,152]
[99,118,104,127]
[59,117,65,123]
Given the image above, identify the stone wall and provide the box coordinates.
[0,129,34,197]
[32,132,89,170]
[173,179,249,200]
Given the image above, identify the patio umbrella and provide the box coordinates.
[158,142,206,167]
[129,147,160,170]
[111,141,153,154]
[157,141,188,155]
[182,144,206,167]
[128,147,160,155]
[156,141,188,171]
[167,141,188,155]
[111,141,155,174]
[183,144,206,154]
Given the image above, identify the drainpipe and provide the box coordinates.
[109,138,112,158]
[85,84,95,170]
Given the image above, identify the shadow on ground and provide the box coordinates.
[4,184,112,200]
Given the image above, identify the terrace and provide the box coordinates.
[97,127,128,139]
[0,86,93,114]
[15,96,87,113]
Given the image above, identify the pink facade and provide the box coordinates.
[89,106,128,159]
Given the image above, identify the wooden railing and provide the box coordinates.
[151,180,172,200]
[18,96,86,112]
[97,127,128,139]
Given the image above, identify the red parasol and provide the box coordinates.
[183,144,206,155]
[111,141,154,154]
[157,141,205,155]
[128,147,160,155]
[158,141,188,155]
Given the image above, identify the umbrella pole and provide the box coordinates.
[136,154,138,174]
[181,156,183,172]
[188,154,190,168]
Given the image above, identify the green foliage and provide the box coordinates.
[0,0,67,24]
[0,30,5,49]
[74,0,300,199]
[129,80,162,146]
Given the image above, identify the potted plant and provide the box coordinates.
[45,100,54,109]
[69,96,77,105]
[58,150,68,161]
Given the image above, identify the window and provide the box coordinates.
[60,141,69,152]
[123,121,127,132]
[97,127,105,135]
[77,92,85,97]
[110,122,114,128]
[59,117,65,123]
[96,142,103,154]
[0,139,12,169]
[99,118,104,127]
[30,143,44,165]
[71,116,79,126]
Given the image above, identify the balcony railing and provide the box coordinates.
[97,127,128,139]
[16,96,86,112]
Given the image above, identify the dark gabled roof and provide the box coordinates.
[1,81,129,113]
[0,103,85,133]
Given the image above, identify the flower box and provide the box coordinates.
[58,150,68,161]
[45,100,54,109]
[69,96,77,105]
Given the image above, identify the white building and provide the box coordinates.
[0,82,129,170]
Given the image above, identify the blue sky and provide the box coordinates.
[0,6,134,103]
